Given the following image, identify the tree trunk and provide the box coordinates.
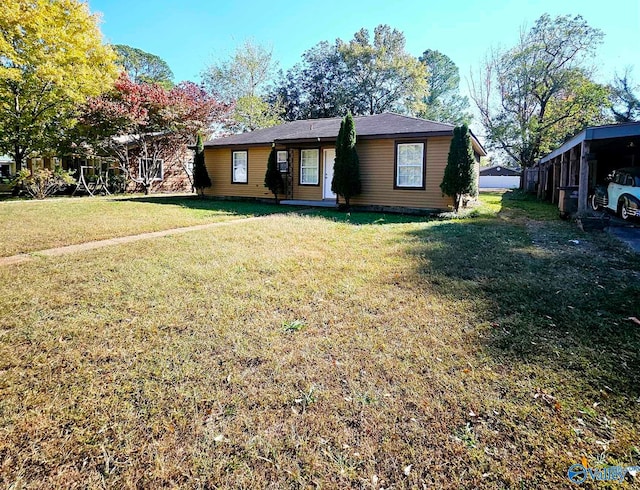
[455,194,462,213]
[14,145,24,173]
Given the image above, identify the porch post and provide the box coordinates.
[537,164,544,199]
[552,159,560,204]
[560,151,568,187]
[578,140,590,212]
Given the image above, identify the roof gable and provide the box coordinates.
[479,165,521,176]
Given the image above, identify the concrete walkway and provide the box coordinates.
[280,199,337,208]
[608,225,640,253]
[0,216,265,267]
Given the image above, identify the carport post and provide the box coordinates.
[578,140,590,212]
[560,152,567,187]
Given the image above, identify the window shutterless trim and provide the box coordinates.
[231,150,248,184]
[277,150,288,173]
[394,140,426,190]
[298,147,320,186]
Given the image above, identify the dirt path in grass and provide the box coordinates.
[0,216,266,267]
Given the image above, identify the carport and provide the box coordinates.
[533,122,640,212]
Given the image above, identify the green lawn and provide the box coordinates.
[0,194,285,257]
[1,192,639,488]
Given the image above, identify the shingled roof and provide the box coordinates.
[206,113,465,147]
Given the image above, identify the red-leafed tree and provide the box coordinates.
[78,73,231,194]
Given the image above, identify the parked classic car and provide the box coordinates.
[591,167,640,220]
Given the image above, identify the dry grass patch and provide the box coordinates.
[0,195,283,256]
[0,196,639,488]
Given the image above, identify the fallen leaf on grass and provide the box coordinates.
[403,464,412,476]
[534,388,560,411]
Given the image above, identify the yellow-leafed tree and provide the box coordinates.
[0,0,118,170]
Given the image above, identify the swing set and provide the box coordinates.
[72,160,120,196]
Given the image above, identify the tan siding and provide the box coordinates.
[204,137,454,209]
[350,137,453,209]
[204,147,273,199]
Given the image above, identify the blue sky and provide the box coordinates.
[88,0,638,93]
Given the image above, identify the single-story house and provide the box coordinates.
[203,113,486,211]
[10,139,194,195]
[530,122,640,211]
[479,165,521,189]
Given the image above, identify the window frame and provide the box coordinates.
[299,148,320,186]
[185,158,194,176]
[277,150,289,173]
[394,141,426,190]
[138,157,164,181]
[231,150,248,184]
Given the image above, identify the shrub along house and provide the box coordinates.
[203,113,486,211]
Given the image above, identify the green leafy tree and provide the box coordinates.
[112,44,174,89]
[441,125,477,212]
[78,75,229,195]
[332,114,362,208]
[264,148,284,204]
[470,14,611,176]
[610,68,640,122]
[268,41,358,120]
[418,50,471,124]
[193,133,211,197]
[338,25,428,115]
[202,40,282,132]
[0,0,118,172]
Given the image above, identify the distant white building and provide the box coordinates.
[479,165,521,189]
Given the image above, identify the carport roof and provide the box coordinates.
[539,122,640,164]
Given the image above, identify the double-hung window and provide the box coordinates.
[277,150,288,173]
[300,149,319,185]
[232,151,248,183]
[396,142,424,188]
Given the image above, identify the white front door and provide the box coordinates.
[323,148,336,199]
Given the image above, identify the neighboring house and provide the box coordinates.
[16,140,194,194]
[479,165,521,189]
[0,155,13,192]
[116,139,194,194]
[203,113,486,211]
[0,155,13,178]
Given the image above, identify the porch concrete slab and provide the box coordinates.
[280,200,337,208]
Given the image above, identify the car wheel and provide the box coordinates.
[619,199,631,220]
[590,194,600,211]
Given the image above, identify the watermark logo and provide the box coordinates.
[567,463,639,484]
